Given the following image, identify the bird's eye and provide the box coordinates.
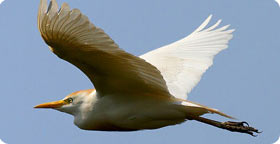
[64,98,73,103]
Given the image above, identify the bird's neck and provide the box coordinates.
[74,89,98,124]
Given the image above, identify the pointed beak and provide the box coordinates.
[34,100,67,108]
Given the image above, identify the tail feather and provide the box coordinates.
[178,99,235,119]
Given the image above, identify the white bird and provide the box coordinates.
[35,0,260,136]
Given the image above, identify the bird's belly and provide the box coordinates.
[77,113,186,131]
[75,97,186,131]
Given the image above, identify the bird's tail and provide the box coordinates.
[175,99,234,119]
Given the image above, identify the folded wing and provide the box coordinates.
[140,15,234,99]
[38,0,170,96]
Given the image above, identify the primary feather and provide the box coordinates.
[141,15,234,99]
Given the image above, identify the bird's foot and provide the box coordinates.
[221,121,261,136]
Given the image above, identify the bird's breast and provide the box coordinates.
[73,95,186,131]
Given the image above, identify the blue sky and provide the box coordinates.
[0,0,279,143]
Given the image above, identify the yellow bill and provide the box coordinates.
[34,100,67,108]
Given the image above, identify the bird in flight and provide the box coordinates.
[35,0,260,136]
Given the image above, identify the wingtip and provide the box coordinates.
[39,0,48,14]
[60,2,70,12]
[51,0,58,9]
[38,0,48,29]
[208,14,213,19]
[230,28,236,32]
[205,14,213,24]
[193,14,213,33]
[205,19,222,31]
[48,0,58,13]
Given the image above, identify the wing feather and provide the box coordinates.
[38,0,170,96]
[140,15,234,99]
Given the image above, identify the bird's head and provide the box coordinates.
[34,89,96,116]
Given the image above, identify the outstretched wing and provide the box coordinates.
[140,15,234,99]
[38,0,170,96]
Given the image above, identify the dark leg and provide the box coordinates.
[190,116,261,136]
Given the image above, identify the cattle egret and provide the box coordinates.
[35,0,260,136]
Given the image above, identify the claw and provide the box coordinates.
[241,121,250,127]
[221,121,261,136]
